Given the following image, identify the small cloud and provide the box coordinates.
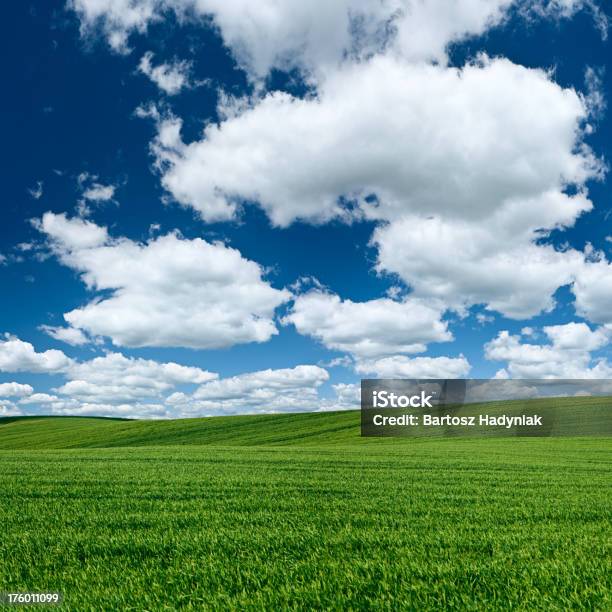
[28,181,44,200]
[134,102,162,121]
[320,356,353,368]
[386,285,403,300]
[584,241,605,263]
[138,52,195,96]
[288,276,325,293]
[0,382,33,398]
[583,66,606,120]
[39,325,89,346]
[76,172,119,216]
[148,223,162,236]
[83,183,116,202]
[476,312,494,325]
[8,238,49,264]
[19,393,59,405]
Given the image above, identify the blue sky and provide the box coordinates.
[1,1,612,418]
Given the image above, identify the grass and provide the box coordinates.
[0,401,611,610]
[1,395,610,450]
[0,410,360,450]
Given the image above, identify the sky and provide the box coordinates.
[1,0,612,418]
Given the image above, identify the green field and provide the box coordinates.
[1,400,611,610]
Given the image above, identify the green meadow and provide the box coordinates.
[1,399,611,610]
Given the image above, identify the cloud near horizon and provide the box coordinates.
[0,335,350,418]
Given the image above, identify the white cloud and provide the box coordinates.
[67,0,503,71]
[83,183,115,202]
[0,382,34,398]
[283,289,451,358]
[485,323,612,378]
[194,0,523,77]
[164,365,331,415]
[37,212,290,349]
[0,400,22,417]
[312,382,362,412]
[44,400,170,419]
[67,3,610,328]
[321,356,354,369]
[28,180,44,200]
[544,321,609,351]
[57,352,217,403]
[153,56,599,228]
[0,339,220,416]
[476,313,495,325]
[330,382,360,405]
[193,365,328,400]
[0,338,357,419]
[373,214,588,319]
[39,325,89,346]
[355,355,471,378]
[37,212,108,250]
[73,353,217,386]
[0,335,73,373]
[0,341,353,419]
[572,259,612,326]
[152,55,601,320]
[19,393,59,405]
[138,51,193,95]
[76,173,118,216]
[68,0,162,54]
[583,66,607,120]
[68,0,601,76]
[525,1,608,39]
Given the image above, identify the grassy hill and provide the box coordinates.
[0,409,360,449]
[1,395,610,449]
[1,397,610,609]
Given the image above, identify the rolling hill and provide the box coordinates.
[1,396,611,609]
[1,394,610,449]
